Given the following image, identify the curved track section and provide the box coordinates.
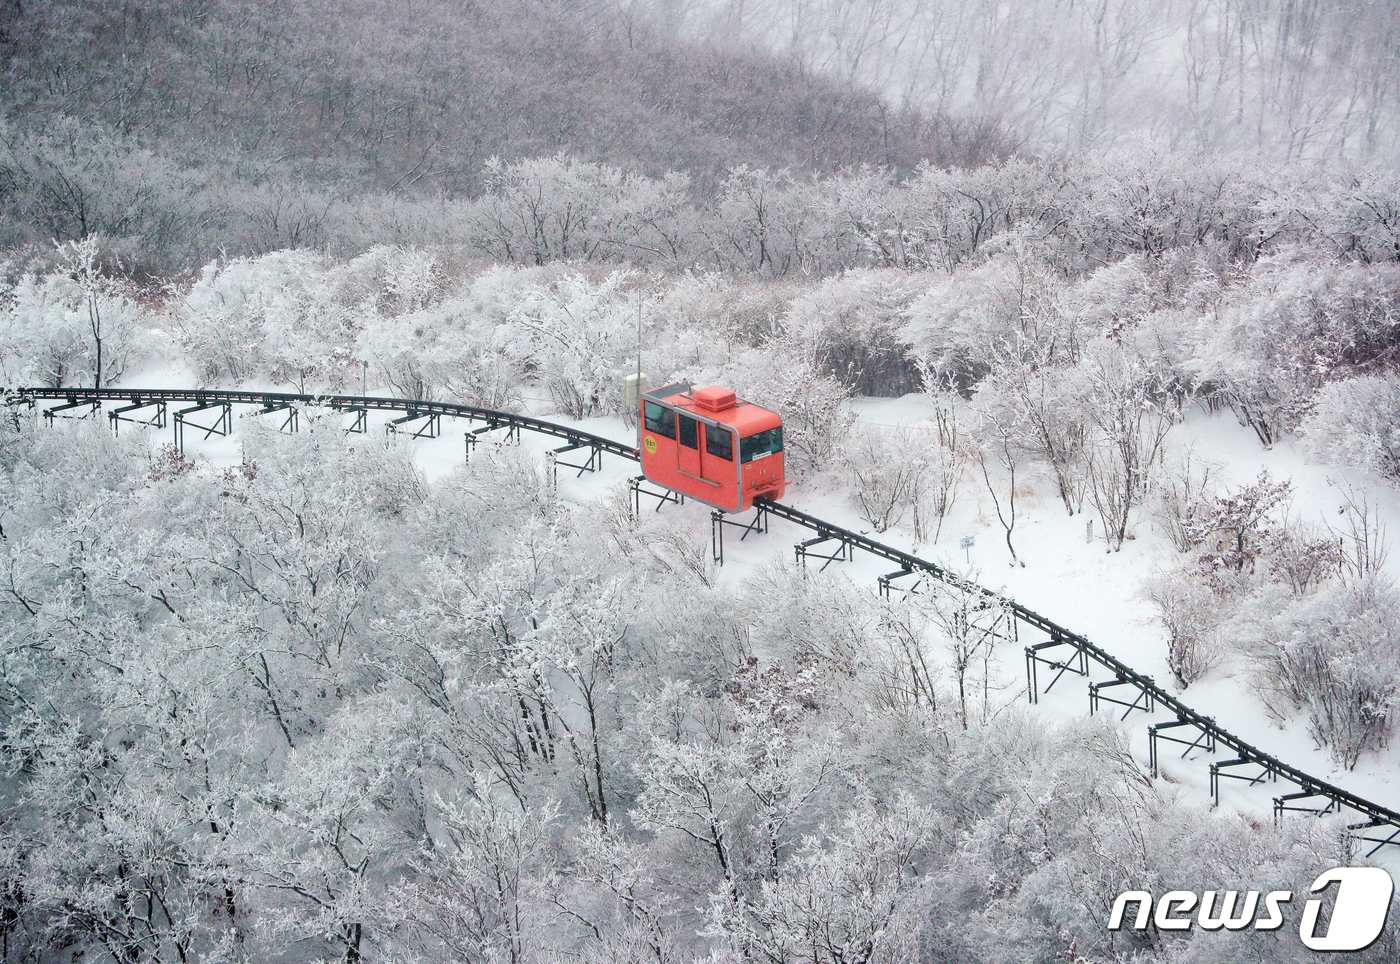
[9,385,1400,856]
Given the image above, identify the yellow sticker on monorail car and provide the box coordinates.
[643,435,658,453]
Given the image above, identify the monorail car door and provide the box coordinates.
[700,423,733,486]
[677,413,701,476]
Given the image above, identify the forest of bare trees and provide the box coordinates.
[0,0,1008,273]
[4,2,1394,274]
[639,0,1400,161]
[2,0,1399,959]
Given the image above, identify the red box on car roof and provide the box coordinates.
[691,385,736,412]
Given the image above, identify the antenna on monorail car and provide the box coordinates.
[624,291,647,428]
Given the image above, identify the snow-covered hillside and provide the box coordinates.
[102,376,1398,863]
[5,60,1400,957]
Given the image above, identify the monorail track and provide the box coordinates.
[8,385,1400,857]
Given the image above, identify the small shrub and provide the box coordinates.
[1262,523,1343,596]
[1150,452,1216,553]
[1239,579,1400,769]
[843,428,919,533]
[1300,375,1400,480]
[1145,567,1220,687]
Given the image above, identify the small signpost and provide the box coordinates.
[960,534,975,564]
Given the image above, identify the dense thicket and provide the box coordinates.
[0,0,977,181]
[639,0,1400,162]
[0,0,997,272]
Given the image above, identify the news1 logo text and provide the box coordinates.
[1109,867,1393,951]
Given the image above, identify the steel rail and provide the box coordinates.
[7,386,639,458]
[9,385,1399,840]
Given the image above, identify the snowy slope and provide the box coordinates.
[90,371,1400,867]
[849,397,1399,836]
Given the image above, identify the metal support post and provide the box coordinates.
[387,411,440,439]
[1089,676,1156,720]
[1024,635,1088,704]
[109,399,167,435]
[1148,718,1217,779]
[710,505,769,564]
[43,398,101,425]
[173,402,232,454]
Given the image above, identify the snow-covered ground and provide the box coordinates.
[841,396,1400,847]
[63,367,1400,868]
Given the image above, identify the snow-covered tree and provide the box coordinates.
[1077,339,1178,551]
[1192,471,1293,576]
[399,774,562,961]
[175,249,352,388]
[705,792,935,961]
[1149,450,1218,553]
[1145,566,1221,688]
[841,426,922,533]
[1,237,144,388]
[1238,578,1400,769]
[783,268,926,396]
[902,248,1065,388]
[909,424,962,545]
[1300,373,1400,482]
[505,271,639,419]
[974,344,1088,517]
[1192,253,1400,447]
[972,406,1026,567]
[471,154,694,269]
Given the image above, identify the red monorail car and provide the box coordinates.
[638,382,785,513]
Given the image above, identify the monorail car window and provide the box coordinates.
[740,426,783,462]
[678,414,699,448]
[706,425,734,460]
[644,401,676,438]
